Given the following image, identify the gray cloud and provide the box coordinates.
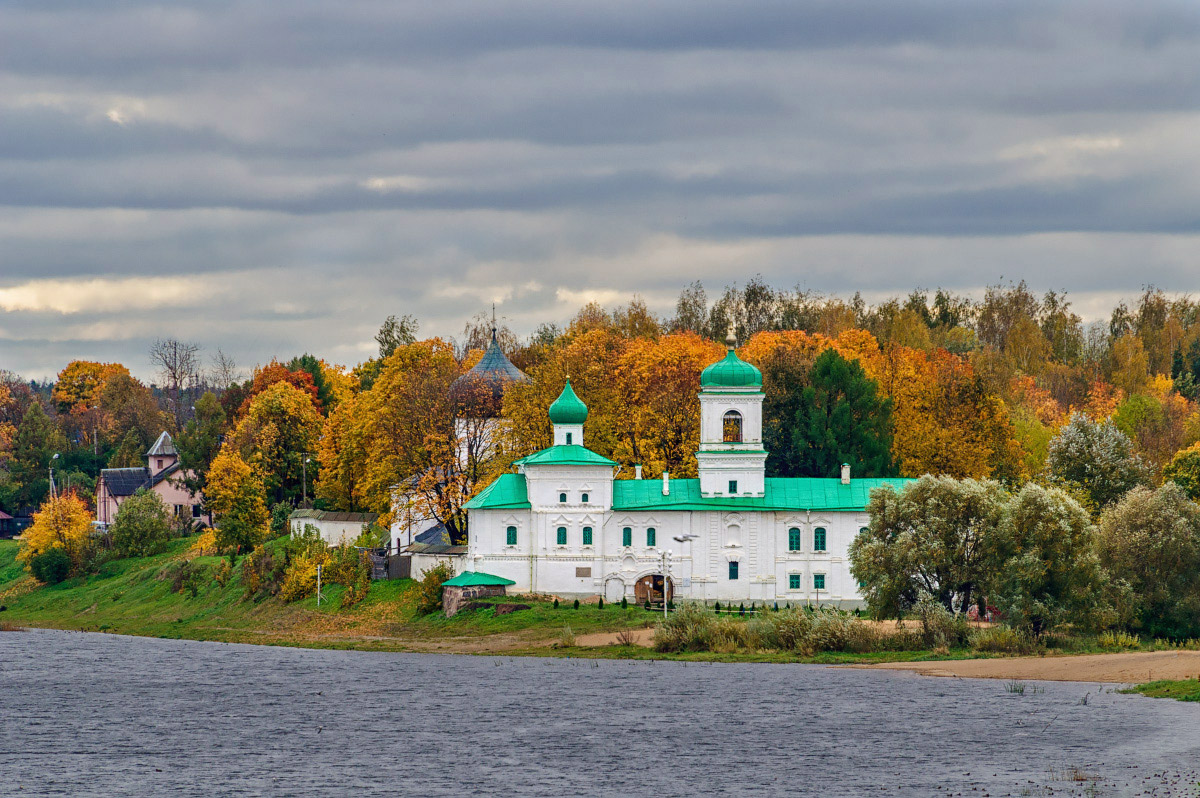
[2,0,1200,379]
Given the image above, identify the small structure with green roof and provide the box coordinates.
[463,333,914,607]
[441,571,516,616]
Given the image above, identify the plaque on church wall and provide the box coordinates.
[576,567,592,577]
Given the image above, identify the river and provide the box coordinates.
[1,629,1198,796]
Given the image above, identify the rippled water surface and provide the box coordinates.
[2,629,1199,796]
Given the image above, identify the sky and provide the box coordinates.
[3,1,1200,381]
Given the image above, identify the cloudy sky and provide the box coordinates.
[3,1,1200,380]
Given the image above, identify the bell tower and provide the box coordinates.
[696,327,767,497]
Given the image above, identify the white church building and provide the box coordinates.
[463,331,912,606]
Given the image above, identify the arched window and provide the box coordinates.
[566,432,573,444]
[646,527,656,547]
[559,492,567,503]
[722,410,743,443]
[506,526,517,545]
[813,528,827,552]
[622,527,632,547]
[556,526,567,545]
[788,528,801,551]
[582,526,593,546]
[581,492,589,504]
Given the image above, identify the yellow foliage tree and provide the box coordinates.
[205,447,269,552]
[18,493,94,575]
[52,361,130,412]
[229,381,323,502]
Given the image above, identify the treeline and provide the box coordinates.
[5,279,1200,554]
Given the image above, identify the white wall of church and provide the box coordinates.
[467,499,868,606]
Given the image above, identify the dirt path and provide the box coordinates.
[574,628,655,647]
[853,650,1200,683]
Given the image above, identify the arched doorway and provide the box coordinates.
[604,576,626,603]
[633,574,674,604]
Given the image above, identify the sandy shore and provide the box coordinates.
[852,650,1200,683]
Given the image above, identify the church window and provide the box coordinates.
[646,527,656,547]
[566,432,573,445]
[722,410,743,443]
[506,526,517,546]
[728,480,738,494]
[583,526,593,546]
[622,527,632,547]
[728,561,739,580]
[581,492,589,504]
[814,573,826,591]
[814,527,827,552]
[788,528,801,551]
[788,573,801,590]
[556,526,567,545]
[559,492,567,503]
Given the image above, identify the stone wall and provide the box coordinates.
[443,584,507,617]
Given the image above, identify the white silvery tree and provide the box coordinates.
[1046,412,1150,512]
[987,483,1111,635]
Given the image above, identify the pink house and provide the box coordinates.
[96,432,210,528]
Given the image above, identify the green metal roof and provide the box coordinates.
[514,444,617,468]
[613,477,913,511]
[442,571,516,587]
[548,378,589,424]
[463,473,530,510]
[700,349,763,388]
[465,472,914,512]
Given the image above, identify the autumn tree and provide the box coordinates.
[228,381,323,504]
[375,314,419,358]
[1098,483,1200,638]
[52,361,130,412]
[97,373,171,452]
[175,392,226,495]
[18,493,94,577]
[789,349,892,478]
[850,476,1008,616]
[1163,442,1200,500]
[205,448,269,553]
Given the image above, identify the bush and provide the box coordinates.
[1098,630,1140,650]
[29,548,71,585]
[620,597,627,609]
[270,502,292,538]
[415,562,454,615]
[213,560,232,587]
[573,599,580,610]
[597,598,604,610]
[242,545,280,598]
[111,489,172,558]
[280,552,320,602]
[914,592,970,649]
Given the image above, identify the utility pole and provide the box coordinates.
[661,549,672,619]
[316,564,323,606]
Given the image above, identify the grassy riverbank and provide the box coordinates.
[1121,679,1200,702]
[0,536,972,661]
[4,536,1198,682]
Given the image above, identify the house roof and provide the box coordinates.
[101,467,152,497]
[102,462,184,497]
[289,509,380,524]
[0,510,12,520]
[463,473,530,510]
[405,542,468,555]
[465,473,916,513]
[415,522,450,545]
[146,431,177,457]
[442,570,515,587]
[513,444,617,469]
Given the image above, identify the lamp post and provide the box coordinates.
[660,548,672,619]
[672,533,698,604]
[49,453,60,499]
[301,455,312,508]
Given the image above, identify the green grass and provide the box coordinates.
[1120,679,1200,702]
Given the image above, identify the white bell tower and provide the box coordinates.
[696,327,767,498]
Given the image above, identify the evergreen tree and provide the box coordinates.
[11,402,67,511]
[791,349,893,478]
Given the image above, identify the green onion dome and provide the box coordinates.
[548,378,589,424]
[700,327,762,387]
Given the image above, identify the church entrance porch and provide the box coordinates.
[633,574,673,604]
